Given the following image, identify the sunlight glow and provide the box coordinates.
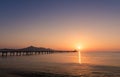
[77,46,81,50]
[76,45,82,50]
[78,50,81,64]
[76,45,82,64]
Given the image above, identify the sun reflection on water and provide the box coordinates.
[78,50,81,64]
[76,45,82,64]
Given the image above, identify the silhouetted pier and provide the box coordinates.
[0,50,76,57]
[0,46,77,57]
[0,50,54,56]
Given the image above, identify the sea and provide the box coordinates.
[0,52,120,77]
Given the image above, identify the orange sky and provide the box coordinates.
[0,0,120,51]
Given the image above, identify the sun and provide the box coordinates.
[77,46,82,50]
[74,44,83,50]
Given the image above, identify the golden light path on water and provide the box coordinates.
[78,50,81,64]
[76,46,82,64]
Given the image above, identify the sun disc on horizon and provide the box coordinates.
[77,46,82,50]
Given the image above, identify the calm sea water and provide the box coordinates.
[0,52,120,76]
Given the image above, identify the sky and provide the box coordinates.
[0,0,120,51]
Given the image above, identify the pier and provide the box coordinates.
[0,46,76,57]
[0,50,53,56]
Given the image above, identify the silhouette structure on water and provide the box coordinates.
[0,46,76,56]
